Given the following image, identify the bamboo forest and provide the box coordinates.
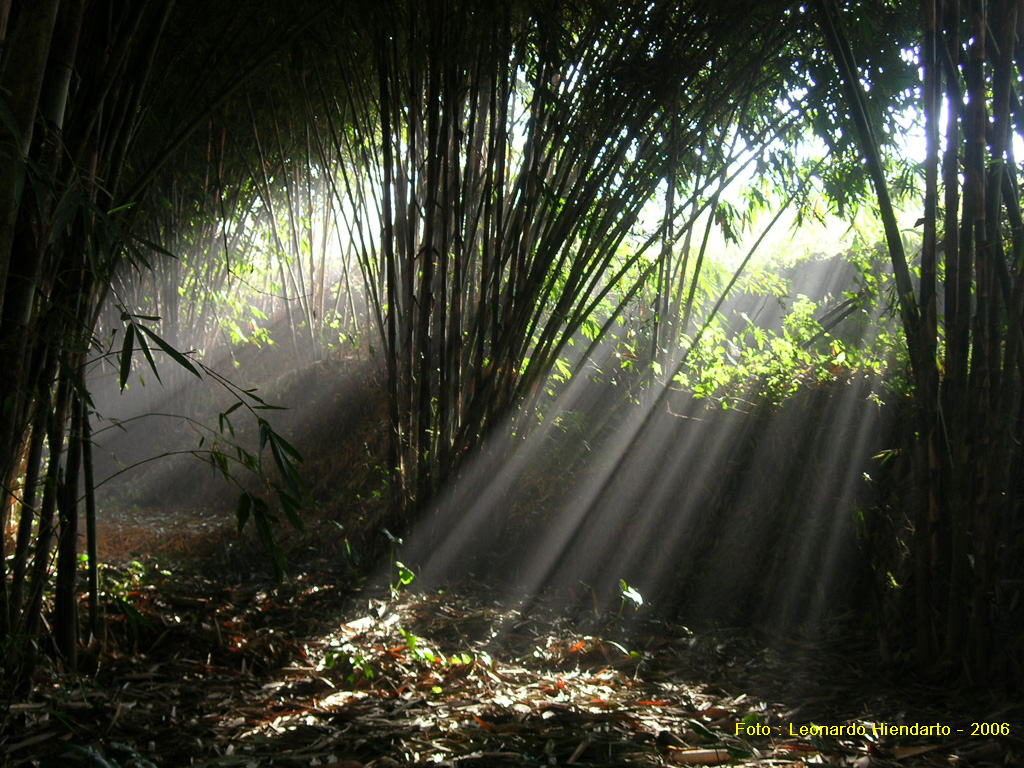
[2,0,1023,765]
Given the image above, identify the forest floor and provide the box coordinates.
[4,356,1022,766]
[2,523,1022,768]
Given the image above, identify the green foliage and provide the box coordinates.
[320,639,377,684]
[618,579,643,611]
[319,620,473,690]
[612,579,644,628]
[113,313,310,582]
[382,528,416,597]
[673,244,907,409]
[95,561,161,646]
[117,314,201,391]
[769,2,921,221]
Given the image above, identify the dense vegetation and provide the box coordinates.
[1,0,1022,711]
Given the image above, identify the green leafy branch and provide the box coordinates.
[113,312,310,581]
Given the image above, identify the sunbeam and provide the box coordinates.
[402,254,897,642]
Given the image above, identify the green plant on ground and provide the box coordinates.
[382,528,416,598]
[320,640,377,685]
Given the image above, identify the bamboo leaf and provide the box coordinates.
[251,497,285,583]
[236,491,252,533]
[137,325,201,378]
[269,430,302,461]
[119,324,135,391]
[259,419,270,452]
[268,434,307,497]
[130,233,178,259]
[107,202,137,216]
[276,486,305,532]
[689,720,720,743]
[242,388,267,404]
[134,326,161,384]
[48,184,83,244]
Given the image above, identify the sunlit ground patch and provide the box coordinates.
[6,579,1011,766]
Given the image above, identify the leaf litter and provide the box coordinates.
[2,565,1020,768]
